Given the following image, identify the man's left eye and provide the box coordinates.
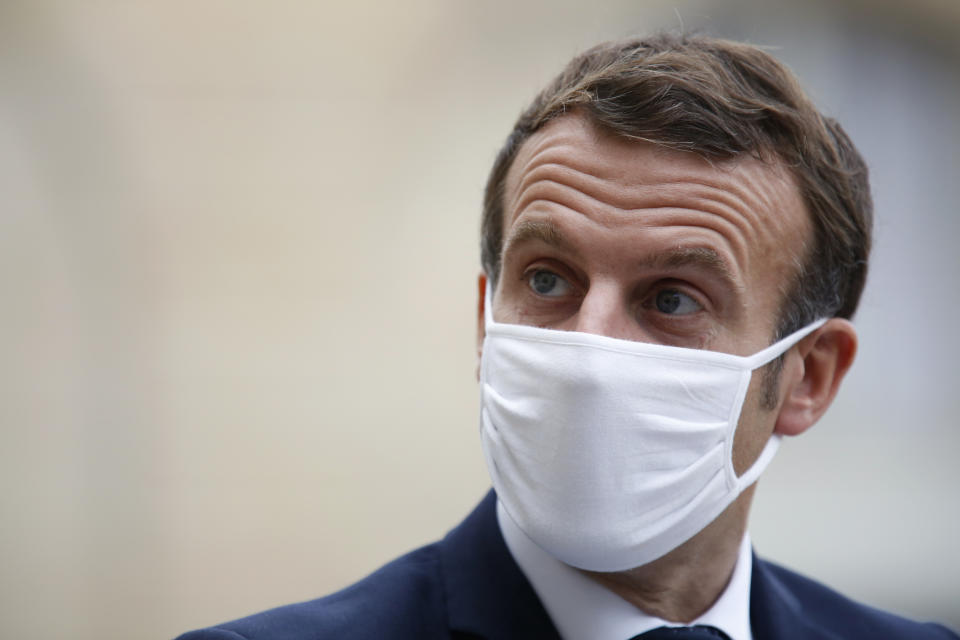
[654,289,701,315]
[528,270,571,297]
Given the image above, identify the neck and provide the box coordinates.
[579,486,755,622]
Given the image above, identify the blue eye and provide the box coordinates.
[654,289,701,315]
[528,270,571,297]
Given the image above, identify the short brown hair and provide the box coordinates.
[481,33,872,339]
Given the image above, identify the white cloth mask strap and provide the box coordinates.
[741,318,828,370]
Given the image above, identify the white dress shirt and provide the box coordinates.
[497,500,754,640]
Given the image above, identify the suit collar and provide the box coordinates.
[439,490,561,640]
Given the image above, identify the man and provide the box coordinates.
[178,33,958,640]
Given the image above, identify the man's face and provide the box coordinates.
[486,112,812,474]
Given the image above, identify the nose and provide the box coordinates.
[572,283,639,342]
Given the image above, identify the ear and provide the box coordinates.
[476,273,488,379]
[774,318,858,437]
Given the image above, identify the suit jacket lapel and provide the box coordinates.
[750,553,845,640]
[439,490,561,640]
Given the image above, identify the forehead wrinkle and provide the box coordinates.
[624,174,791,273]
[512,125,769,215]
[632,176,772,246]
[510,175,761,272]
[508,170,760,278]
[510,151,779,243]
[511,180,622,229]
[510,152,648,218]
[730,161,808,247]
[507,114,799,233]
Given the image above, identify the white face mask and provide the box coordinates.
[479,285,825,572]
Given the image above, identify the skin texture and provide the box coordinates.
[476,113,857,622]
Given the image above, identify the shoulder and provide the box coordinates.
[175,542,450,640]
[754,557,958,639]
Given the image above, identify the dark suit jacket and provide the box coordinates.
[177,490,957,640]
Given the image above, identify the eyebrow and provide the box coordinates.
[654,246,744,295]
[502,219,742,292]
[656,246,735,280]
[502,219,578,257]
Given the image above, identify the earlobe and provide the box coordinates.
[774,319,858,437]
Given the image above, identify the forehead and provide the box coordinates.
[504,113,805,223]
[502,113,810,274]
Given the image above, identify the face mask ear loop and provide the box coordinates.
[730,319,827,489]
[742,318,828,370]
[736,434,782,490]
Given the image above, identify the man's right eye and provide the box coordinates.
[527,270,571,297]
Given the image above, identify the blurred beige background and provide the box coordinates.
[1,1,958,638]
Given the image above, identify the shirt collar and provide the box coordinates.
[497,500,753,640]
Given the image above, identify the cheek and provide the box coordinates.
[730,368,779,476]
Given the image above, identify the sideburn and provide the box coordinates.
[758,355,785,412]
